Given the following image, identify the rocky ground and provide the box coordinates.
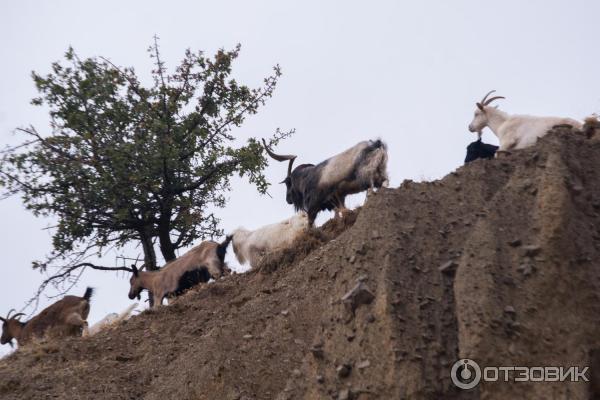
[1,123,600,399]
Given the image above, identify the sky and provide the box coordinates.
[1,0,599,356]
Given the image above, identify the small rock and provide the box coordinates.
[502,276,515,287]
[517,264,533,276]
[523,245,541,257]
[316,375,325,384]
[509,239,522,247]
[310,344,324,359]
[504,306,516,315]
[337,363,352,378]
[366,314,376,323]
[243,334,253,340]
[338,388,352,400]
[349,255,356,264]
[342,282,375,314]
[357,359,371,369]
[281,310,289,316]
[292,369,302,377]
[356,244,367,255]
[356,275,368,282]
[438,260,458,274]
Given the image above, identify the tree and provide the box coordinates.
[0,37,292,302]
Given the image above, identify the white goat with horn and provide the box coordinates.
[468,90,582,151]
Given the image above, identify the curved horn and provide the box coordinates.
[483,95,505,106]
[480,90,496,105]
[0,317,5,323]
[11,313,25,320]
[5,309,16,320]
[261,139,297,177]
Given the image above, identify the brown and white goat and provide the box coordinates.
[0,287,93,347]
[127,237,232,308]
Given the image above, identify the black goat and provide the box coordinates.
[464,138,498,164]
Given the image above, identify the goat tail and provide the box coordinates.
[217,235,233,262]
[83,287,94,302]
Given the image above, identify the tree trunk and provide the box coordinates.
[139,229,158,271]
[157,201,177,262]
[158,223,177,262]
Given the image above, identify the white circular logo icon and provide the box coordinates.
[451,358,482,390]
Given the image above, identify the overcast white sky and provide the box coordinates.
[1,0,599,356]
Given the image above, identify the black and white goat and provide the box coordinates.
[263,139,388,225]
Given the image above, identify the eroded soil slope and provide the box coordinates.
[2,126,600,400]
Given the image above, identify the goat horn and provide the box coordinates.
[11,313,25,320]
[261,138,297,177]
[483,96,505,106]
[476,102,484,111]
[0,317,5,323]
[5,309,16,319]
[480,90,496,105]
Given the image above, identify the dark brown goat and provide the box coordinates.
[1,287,93,347]
[128,237,232,308]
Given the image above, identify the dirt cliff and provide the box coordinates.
[2,124,600,400]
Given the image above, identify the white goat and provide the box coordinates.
[468,90,582,151]
[232,212,309,268]
[84,303,138,336]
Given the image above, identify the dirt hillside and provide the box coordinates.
[2,125,600,400]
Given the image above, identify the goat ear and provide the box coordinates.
[476,102,484,111]
[131,264,139,276]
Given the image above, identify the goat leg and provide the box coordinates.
[152,292,165,308]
